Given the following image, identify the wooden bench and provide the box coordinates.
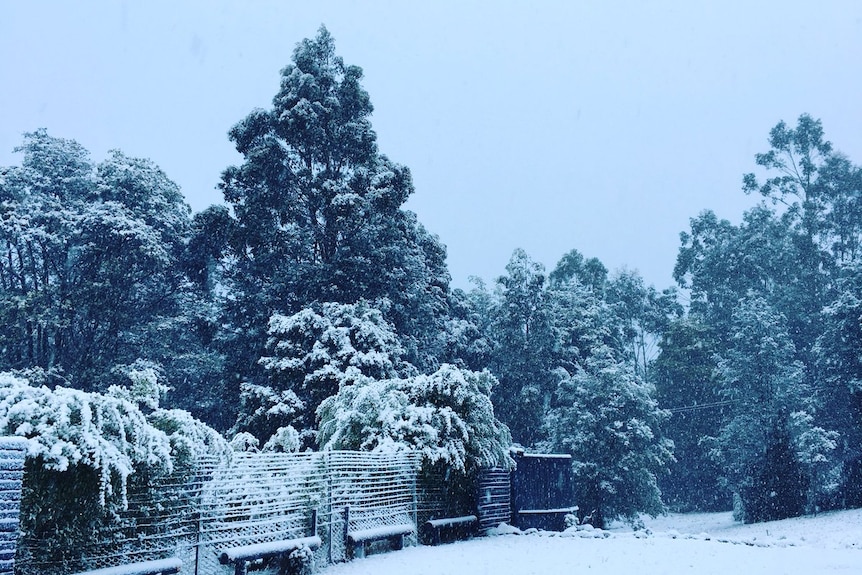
[346,523,415,560]
[218,511,320,575]
[421,515,478,545]
[70,557,182,575]
[218,536,321,575]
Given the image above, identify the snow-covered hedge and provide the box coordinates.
[0,371,230,500]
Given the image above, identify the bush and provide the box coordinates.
[0,371,227,573]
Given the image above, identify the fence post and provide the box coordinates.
[194,508,202,575]
[0,437,27,575]
[327,453,333,565]
[343,505,350,545]
[410,458,418,532]
[311,509,318,537]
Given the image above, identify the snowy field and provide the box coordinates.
[323,509,862,574]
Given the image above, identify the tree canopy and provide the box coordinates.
[3,25,861,532]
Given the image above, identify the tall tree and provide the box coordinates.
[741,114,852,358]
[606,269,681,381]
[652,318,729,511]
[548,248,608,294]
[708,295,834,521]
[815,263,862,505]
[488,249,557,447]
[216,26,452,405]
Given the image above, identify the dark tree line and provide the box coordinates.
[2,27,860,527]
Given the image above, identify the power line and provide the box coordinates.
[666,399,737,414]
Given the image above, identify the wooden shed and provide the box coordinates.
[510,451,577,531]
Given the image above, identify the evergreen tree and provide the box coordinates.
[742,415,808,523]
[709,295,833,521]
[488,249,556,447]
[216,26,453,410]
[0,131,216,414]
[317,364,512,475]
[543,345,674,528]
[815,263,862,505]
[244,301,406,444]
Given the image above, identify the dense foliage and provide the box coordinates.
[2,25,860,534]
[0,370,228,571]
[667,114,862,520]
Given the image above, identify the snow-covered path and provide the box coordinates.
[322,510,862,575]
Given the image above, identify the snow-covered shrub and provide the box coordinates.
[317,364,513,474]
[0,372,172,503]
[253,301,407,441]
[262,425,301,453]
[0,371,229,573]
[107,359,170,412]
[317,364,512,519]
[788,410,841,511]
[230,431,261,452]
[148,408,231,464]
[287,544,315,575]
[232,382,305,444]
[0,371,170,571]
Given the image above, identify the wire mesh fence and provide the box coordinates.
[14,450,438,575]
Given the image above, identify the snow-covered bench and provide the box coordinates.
[346,523,415,559]
[421,515,478,545]
[70,557,182,575]
[218,536,321,575]
[218,511,320,575]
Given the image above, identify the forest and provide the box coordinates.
[1,26,861,530]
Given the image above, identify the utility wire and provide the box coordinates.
[666,399,737,414]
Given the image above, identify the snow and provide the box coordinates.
[519,453,571,460]
[322,510,862,574]
[518,508,579,514]
[426,515,477,528]
[69,557,181,575]
[219,535,321,562]
[348,523,415,542]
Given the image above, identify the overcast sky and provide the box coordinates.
[2,1,861,291]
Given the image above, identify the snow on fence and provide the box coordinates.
[15,458,208,575]
[14,450,427,575]
[195,450,423,570]
[0,438,27,575]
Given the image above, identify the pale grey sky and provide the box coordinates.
[2,1,861,290]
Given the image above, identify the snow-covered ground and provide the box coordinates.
[322,509,862,574]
